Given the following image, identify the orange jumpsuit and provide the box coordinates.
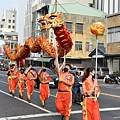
[39,72,51,101]
[18,72,27,95]
[7,70,12,93]
[26,70,37,99]
[56,70,74,117]
[9,68,19,92]
[82,78,101,120]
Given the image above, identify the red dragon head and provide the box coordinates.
[38,11,64,30]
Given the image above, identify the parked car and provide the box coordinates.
[0,59,10,71]
[70,66,85,76]
[95,67,109,78]
[30,67,58,88]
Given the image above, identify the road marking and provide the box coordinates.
[0,73,7,76]
[0,80,120,119]
[0,107,120,120]
[0,80,7,84]
[1,79,120,99]
[114,116,120,119]
[0,80,57,97]
[101,93,120,98]
[0,90,52,113]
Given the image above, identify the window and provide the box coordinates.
[2,19,5,21]
[8,25,11,28]
[119,0,120,12]
[101,0,104,11]
[65,22,72,33]
[98,42,104,47]
[12,26,15,29]
[86,42,93,51]
[46,69,54,75]
[108,27,120,43]
[9,19,11,23]
[89,3,93,7]
[13,15,15,17]
[13,20,15,23]
[0,25,3,28]
[108,0,110,14]
[75,41,82,51]
[75,23,83,33]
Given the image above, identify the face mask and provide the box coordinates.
[21,71,24,74]
[42,69,46,72]
[63,68,68,72]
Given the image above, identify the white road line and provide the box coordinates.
[0,90,52,113]
[114,116,120,119]
[0,113,60,120]
[100,107,120,111]
[0,80,8,84]
[0,107,120,120]
[0,80,56,97]
[0,80,120,119]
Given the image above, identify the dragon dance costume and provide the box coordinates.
[82,78,101,120]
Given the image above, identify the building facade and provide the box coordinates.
[0,9,16,32]
[92,0,120,73]
[35,2,106,67]
[0,9,18,53]
[93,0,120,15]
[51,0,93,6]
[18,0,107,68]
[18,0,51,45]
[106,13,120,73]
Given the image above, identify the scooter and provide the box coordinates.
[104,73,120,85]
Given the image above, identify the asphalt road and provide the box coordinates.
[0,71,120,120]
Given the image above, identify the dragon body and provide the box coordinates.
[4,11,73,67]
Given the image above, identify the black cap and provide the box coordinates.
[10,64,15,68]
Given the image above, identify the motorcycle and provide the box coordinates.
[104,73,120,85]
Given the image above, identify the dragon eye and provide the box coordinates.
[49,15,57,19]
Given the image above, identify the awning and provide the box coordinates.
[33,58,53,62]
[92,55,105,58]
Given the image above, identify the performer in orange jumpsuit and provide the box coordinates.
[82,67,101,120]
[38,67,51,107]
[7,67,12,94]
[7,64,19,97]
[54,59,74,120]
[18,68,27,99]
[24,65,37,103]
